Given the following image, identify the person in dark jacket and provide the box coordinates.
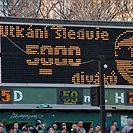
[111,121,120,132]
[128,128,133,133]
[31,122,41,133]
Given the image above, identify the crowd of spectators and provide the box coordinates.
[0,118,133,133]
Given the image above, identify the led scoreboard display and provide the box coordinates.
[0,88,13,104]
[0,87,133,105]
[0,18,133,85]
[125,90,133,105]
[57,88,83,104]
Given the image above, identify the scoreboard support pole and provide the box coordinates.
[98,55,105,133]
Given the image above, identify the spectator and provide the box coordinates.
[47,126,54,133]
[40,123,47,133]
[52,123,58,133]
[0,125,3,133]
[77,121,86,133]
[61,123,67,130]
[8,127,15,133]
[35,119,42,124]
[70,123,77,133]
[94,125,101,133]
[61,129,68,133]
[31,122,41,133]
[22,126,28,133]
[1,120,7,133]
[58,123,68,133]
[111,121,120,132]
[13,122,21,133]
[26,124,33,133]
[127,120,133,133]
[88,128,94,133]
[110,126,117,133]
[122,118,133,133]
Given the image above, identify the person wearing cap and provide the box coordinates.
[58,123,68,133]
[61,123,67,130]
[31,122,41,133]
[26,124,33,133]
[22,126,28,133]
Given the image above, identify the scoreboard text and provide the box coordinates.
[0,23,133,84]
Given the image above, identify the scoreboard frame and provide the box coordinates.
[0,83,133,110]
[0,17,133,110]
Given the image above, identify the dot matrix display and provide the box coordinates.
[0,23,133,85]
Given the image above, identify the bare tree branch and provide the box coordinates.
[0,0,132,21]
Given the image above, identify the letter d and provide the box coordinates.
[14,91,23,101]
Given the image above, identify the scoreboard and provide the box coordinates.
[0,17,133,85]
[0,87,133,108]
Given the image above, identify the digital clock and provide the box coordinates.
[0,89,13,104]
[57,88,83,105]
